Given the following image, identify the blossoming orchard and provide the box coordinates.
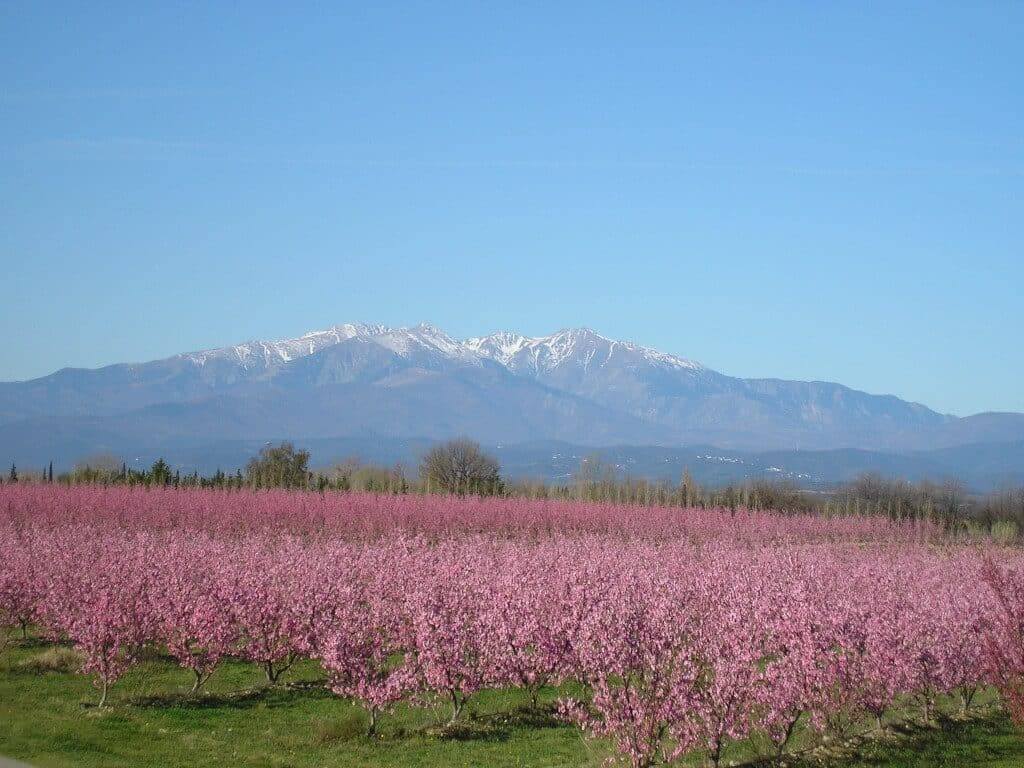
[3,484,1024,768]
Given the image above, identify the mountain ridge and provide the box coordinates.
[0,322,1020,476]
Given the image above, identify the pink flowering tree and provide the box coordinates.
[152,540,238,693]
[38,532,160,706]
[755,558,844,759]
[318,564,418,734]
[933,566,990,714]
[408,547,490,725]
[478,545,577,708]
[0,482,1006,747]
[227,545,303,684]
[561,564,704,768]
[0,527,43,640]
[981,558,1024,724]
[682,562,772,768]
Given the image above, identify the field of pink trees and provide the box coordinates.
[3,484,1024,768]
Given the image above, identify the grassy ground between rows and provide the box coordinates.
[2,636,1023,768]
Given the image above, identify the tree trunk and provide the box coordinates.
[448,690,465,726]
[776,713,801,760]
[961,687,977,715]
[709,738,722,768]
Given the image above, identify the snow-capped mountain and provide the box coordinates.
[180,324,708,381]
[183,323,390,370]
[2,321,1023,472]
[465,328,703,376]
[178,324,709,386]
[185,323,489,371]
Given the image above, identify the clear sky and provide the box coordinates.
[1,2,1021,416]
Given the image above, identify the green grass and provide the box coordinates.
[1,639,601,768]
[837,716,1024,768]
[2,636,1023,768]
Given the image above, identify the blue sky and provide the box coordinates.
[1,2,1021,416]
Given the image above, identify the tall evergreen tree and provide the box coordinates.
[150,458,173,486]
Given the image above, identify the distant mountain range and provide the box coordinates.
[1,323,1022,489]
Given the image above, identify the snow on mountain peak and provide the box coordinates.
[466,328,704,374]
[465,331,532,359]
[186,322,483,369]
[183,323,703,376]
[374,323,479,362]
[184,323,388,369]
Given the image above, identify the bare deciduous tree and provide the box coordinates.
[419,438,502,496]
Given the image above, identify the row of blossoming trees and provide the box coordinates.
[2,485,1024,768]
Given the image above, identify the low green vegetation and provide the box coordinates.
[2,636,1023,768]
[3,640,590,768]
